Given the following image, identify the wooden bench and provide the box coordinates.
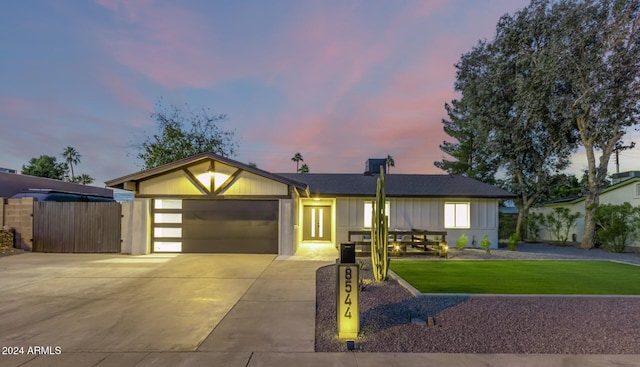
[347,229,448,257]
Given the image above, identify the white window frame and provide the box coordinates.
[364,201,390,228]
[444,202,470,229]
[635,183,640,197]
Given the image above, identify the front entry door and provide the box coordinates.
[303,206,332,241]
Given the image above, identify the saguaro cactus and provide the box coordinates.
[371,167,389,281]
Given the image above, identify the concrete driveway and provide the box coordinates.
[0,253,275,353]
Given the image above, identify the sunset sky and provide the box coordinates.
[2,0,637,186]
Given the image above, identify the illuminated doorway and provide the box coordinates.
[302,205,332,241]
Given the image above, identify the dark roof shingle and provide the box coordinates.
[276,173,514,198]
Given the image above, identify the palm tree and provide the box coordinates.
[298,164,309,173]
[62,146,81,181]
[76,173,94,185]
[291,152,303,172]
[386,155,395,173]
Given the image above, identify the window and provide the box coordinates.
[636,183,640,197]
[154,227,182,238]
[153,241,182,252]
[444,202,470,228]
[154,213,182,224]
[364,201,390,228]
[154,199,182,209]
[152,199,183,253]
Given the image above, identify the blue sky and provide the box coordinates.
[2,0,635,186]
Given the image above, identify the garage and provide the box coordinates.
[181,200,278,253]
[152,199,279,254]
[107,153,306,255]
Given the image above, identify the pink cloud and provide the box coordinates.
[91,0,532,177]
[96,0,221,88]
[98,72,152,113]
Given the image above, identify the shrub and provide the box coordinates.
[592,202,640,253]
[544,207,581,245]
[456,234,468,250]
[499,213,517,239]
[507,232,519,251]
[480,235,491,254]
[357,259,367,270]
[525,212,545,241]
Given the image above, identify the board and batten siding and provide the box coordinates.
[335,197,500,248]
[138,168,288,196]
[222,171,288,196]
[139,170,202,196]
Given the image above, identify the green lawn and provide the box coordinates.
[389,260,640,295]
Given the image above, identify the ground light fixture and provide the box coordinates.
[347,340,355,351]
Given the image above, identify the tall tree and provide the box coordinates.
[435,51,500,185]
[437,0,579,237]
[291,152,303,172]
[76,173,94,185]
[486,0,579,237]
[551,0,640,248]
[62,146,81,181]
[386,155,395,173]
[21,155,67,180]
[298,163,309,173]
[546,173,586,200]
[136,101,237,169]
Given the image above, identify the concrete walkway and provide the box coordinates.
[1,250,639,367]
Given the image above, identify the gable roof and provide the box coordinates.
[276,173,515,198]
[105,152,308,192]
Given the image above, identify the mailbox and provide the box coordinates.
[339,242,356,264]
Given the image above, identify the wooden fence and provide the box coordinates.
[33,202,121,253]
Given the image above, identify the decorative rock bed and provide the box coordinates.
[315,244,640,353]
[0,227,14,252]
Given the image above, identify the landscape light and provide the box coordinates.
[347,340,355,351]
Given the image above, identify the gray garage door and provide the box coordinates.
[181,199,278,254]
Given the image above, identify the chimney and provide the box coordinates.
[364,158,387,175]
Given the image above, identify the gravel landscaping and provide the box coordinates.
[315,243,640,353]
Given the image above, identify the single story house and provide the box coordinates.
[105,153,514,255]
[534,172,640,244]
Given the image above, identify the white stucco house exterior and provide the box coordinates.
[106,153,515,255]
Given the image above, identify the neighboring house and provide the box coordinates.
[0,171,113,199]
[0,167,18,174]
[534,173,640,244]
[0,172,115,251]
[106,153,514,255]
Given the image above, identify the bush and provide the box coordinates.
[480,235,491,254]
[456,234,468,250]
[592,203,640,253]
[525,212,545,241]
[508,232,519,251]
[499,213,517,239]
[544,208,581,245]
